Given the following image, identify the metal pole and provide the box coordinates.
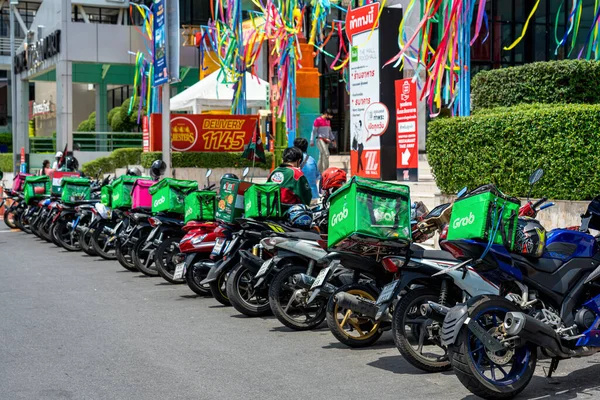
[10,3,17,173]
[161,83,171,178]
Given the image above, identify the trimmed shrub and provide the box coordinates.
[81,148,143,177]
[141,152,273,170]
[0,153,12,172]
[472,60,600,110]
[427,103,600,201]
[0,133,12,152]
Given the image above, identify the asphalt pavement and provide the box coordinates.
[1,221,600,400]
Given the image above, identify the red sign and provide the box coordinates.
[395,79,419,179]
[20,147,25,164]
[149,114,259,152]
[345,2,380,42]
[142,116,149,152]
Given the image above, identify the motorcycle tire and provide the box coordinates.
[39,218,55,243]
[226,262,271,317]
[208,269,230,306]
[132,236,159,277]
[448,295,537,400]
[50,222,62,247]
[3,209,18,229]
[52,218,81,251]
[269,265,327,331]
[19,211,32,234]
[91,221,118,260]
[185,262,212,296]
[325,283,383,348]
[13,209,25,231]
[30,216,43,238]
[79,227,97,256]
[116,226,151,272]
[156,237,185,284]
[392,287,451,373]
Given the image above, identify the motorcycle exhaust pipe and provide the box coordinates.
[333,292,379,319]
[421,301,450,322]
[503,312,572,358]
[292,274,337,295]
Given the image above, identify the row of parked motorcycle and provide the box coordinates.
[4,163,600,400]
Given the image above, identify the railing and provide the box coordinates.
[0,37,25,57]
[30,132,143,153]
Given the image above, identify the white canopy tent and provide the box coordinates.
[170,71,269,114]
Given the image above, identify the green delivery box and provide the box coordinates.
[111,176,150,209]
[101,184,113,207]
[328,177,412,250]
[184,191,217,223]
[215,178,253,223]
[60,177,91,204]
[149,178,198,214]
[23,175,51,204]
[447,184,520,251]
[244,183,282,219]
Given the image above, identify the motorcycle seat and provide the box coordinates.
[267,231,322,241]
[155,216,184,226]
[131,212,151,222]
[411,248,457,262]
[513,254,564,274]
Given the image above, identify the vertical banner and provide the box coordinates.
[153,0,168,85]
[142,116,149,152]
[348,2,381,179]
[166,0,180,82]
[395,79,419,181]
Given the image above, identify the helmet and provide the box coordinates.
[322,167,347,191]
[222,173,239,181]
[127,167,142,176]
[150,160,166,179]
[55,151,63,159]
[514,217,546,258]
[285,204,313,228]
[65,156,79,171]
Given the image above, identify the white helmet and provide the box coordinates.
[55,151,63,158]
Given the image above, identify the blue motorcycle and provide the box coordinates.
[432,190,600,398]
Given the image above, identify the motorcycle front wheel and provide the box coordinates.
[209,267,231,306]
[52,217,81,251]
[227,263,271,317]
[325,283,383,348]
[269,265,327,331]
[91,221,118,260]
[449,296,536,400]
[156,237,185,284]
[132,237,158,277]
[3,208,18,229]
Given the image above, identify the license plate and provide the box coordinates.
[255,259,273,278]
[173,263,185,280]
[311,267,330,290]
[376,280,399,305]
[211,238,226,256]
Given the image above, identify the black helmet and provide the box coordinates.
[127,167,142,176]
[65,156,79,171]
[222,173,239,181]
[514,217,546,258]
[150,160,166,180]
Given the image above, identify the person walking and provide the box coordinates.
[40,160,52,176]
[293,137,321,204]
[310,110,335,172]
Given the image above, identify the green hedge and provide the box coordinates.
[141,152,273,170]
[427,103,600,201]
[0,153,12,172]
[472,60,600,110]
[81,148,143,177]
[0,133,12,152]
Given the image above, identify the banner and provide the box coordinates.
[348,2,382,179]
[395,79,419,181]
[149,114,259,152]
[153,0,168,86]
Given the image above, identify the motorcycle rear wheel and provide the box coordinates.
[326,283,383,348]
[52,218,81,251]
[19,211,32,234]
[3,209,18,229]
[116,226,151,272]
[208,269,230,305]
[132,237,159,277]
[156,237,185,284]
[269,265,327,331]
[79,226,97,256]
[91,221,118,260]
[185,261,212,296]
[227,262,271,317]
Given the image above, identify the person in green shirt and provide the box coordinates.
[268,147,312,206]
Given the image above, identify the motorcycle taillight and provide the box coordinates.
[440,242,465,259]
[148,217,161,227]
[381,257,400,273]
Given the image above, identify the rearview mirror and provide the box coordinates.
[206,169,212,178]
[529,168,544,185]
[457,187,468,198]
[242,167,250,178]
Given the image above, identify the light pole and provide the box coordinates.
[9,0,18,172]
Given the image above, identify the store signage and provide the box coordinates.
[14,30,61,74]
[349,2,381,179]
[31,100,55,116]
[395,79,419,181]
[153,0,168,85]
[149,114,259,152]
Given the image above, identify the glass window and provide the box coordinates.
[495,0,513,21]
[534,24,547,61]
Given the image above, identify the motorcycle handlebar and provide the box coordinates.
[531,197,548,210]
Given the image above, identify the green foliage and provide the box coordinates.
[471,60,600,110]
[107,107,119,127]
[0,133,12,152]
[427,103,600,201]
[141,152,273,170]
[77,111,96,132]
[81,148,142,177]
[0,153,12,172]
[109,97,145,132]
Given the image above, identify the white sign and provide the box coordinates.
[364,102,389,139]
